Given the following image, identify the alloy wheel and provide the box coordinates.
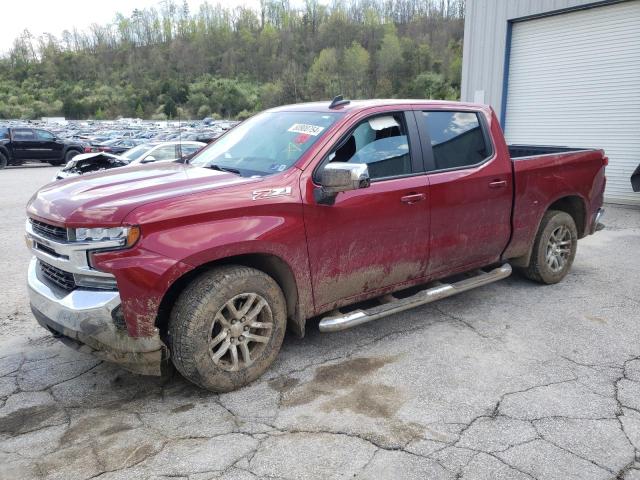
[208,293,273,371]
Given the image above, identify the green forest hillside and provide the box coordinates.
[0,0,465,120]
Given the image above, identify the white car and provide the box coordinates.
[55,141,206,180]
[122,141,205,165]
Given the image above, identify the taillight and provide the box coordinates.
[603,156,609,166]
[84,146,92,153]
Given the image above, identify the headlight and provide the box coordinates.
[74,225,140,247]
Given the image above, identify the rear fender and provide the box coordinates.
[506,192,587,267]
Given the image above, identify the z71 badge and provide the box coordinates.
[252,186,292,201]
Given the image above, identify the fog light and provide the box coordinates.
[74,273,118,290]
[111,306,127,331]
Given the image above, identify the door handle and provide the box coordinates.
[489,180,508,189]
[401,193,426,204]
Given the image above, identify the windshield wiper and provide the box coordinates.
[207,164,241,175]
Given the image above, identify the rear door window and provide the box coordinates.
[13,128,35,141]
[421,111,491,171]
[180,144,202,156]
[148,145,177,161]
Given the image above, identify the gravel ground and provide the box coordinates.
[1,165,640,480]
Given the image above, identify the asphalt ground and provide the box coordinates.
[1,164,639,480]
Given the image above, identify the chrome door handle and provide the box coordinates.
[401,193,426,204]
[489,180,508,188]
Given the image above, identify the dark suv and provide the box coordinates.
[0,127,84,168]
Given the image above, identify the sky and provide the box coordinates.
[2,0,262,52]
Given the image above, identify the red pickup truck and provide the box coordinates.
[26,99,606,391]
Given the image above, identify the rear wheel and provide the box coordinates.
[0,152,6,169]
[520,210,578,284]
[168,266,287,392]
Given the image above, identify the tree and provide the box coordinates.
[163,97,177,118]
[342,41,370,98]
[135,103,144,119]
[0,0,465,119]
[307,48,340,99]
[377,30,402,91]
[409,72,457,100]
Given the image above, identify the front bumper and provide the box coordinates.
[28,257,166,376]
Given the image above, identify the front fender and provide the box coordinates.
[116,172,314,329]
[138,215,314,321]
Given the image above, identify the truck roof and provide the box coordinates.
[269,99,487,114]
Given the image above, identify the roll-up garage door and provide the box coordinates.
[504,1,640,205]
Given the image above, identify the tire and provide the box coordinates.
[0,152,6,169]
[50,150,78,166]
[520,210,578,284]
[168,265,287,392]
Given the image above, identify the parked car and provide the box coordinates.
[86,138,143,155]
[25,99,606,392]
[0,127,84,168]
[54,141,206,179]
[55,152,129,180]
[120,141,205,165]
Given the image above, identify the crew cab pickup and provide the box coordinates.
[1,126,84,168]
[25,99,607,391]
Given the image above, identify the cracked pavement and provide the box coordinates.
[1,166,640,480]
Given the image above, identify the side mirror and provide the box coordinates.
[315,162,370,204]
[141,155,156,163]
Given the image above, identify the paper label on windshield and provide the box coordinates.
[288,124,324,136]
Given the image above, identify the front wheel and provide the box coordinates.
[168,266,287,392]
[520,210,578,284]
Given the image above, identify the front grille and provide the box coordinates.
[30,219,68,242]
[40,261,76,291]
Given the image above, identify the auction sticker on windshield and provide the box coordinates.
[288,124,325,136]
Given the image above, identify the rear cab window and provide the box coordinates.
[420,111,493,171]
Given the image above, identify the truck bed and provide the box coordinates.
[509,144,596,159]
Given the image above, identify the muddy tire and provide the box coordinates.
[0,152,7,169]
[520,210,578,284]
[168,265,287,392]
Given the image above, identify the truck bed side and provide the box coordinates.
[504,148,607,263]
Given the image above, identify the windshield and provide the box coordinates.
[122,144,155,161]
[190,111,342,176]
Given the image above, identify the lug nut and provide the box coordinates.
[239,335,245,342]
[232,320,237,325]
[243,326,249,331]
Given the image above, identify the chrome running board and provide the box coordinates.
[318,264,512,333]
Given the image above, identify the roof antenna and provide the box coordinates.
[329,95,350,109]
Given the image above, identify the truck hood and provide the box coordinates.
[28,162,259,226]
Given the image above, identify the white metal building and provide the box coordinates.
[461,0,640,205]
